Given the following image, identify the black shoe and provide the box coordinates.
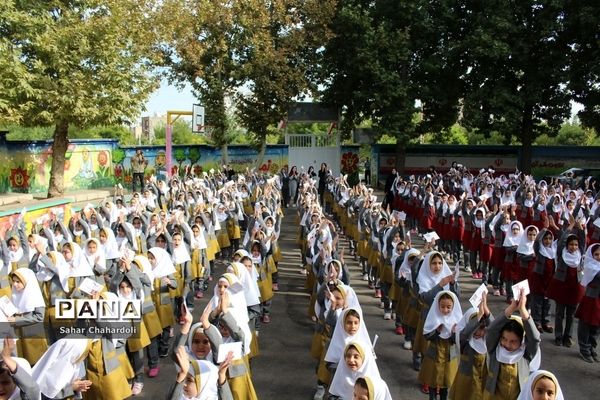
[581,352,595,363]
[554,337,563,346]
[592,353,599,362]
[159,349,169,358]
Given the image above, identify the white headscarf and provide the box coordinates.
[186,322,214,362]
[325,308,372,365]
[10,268,46,312]
[65,242,94,278]
[561,234,582,268]
[101,227,121,259]
[172,240,192,265]
[328,342,381,400]
[455,307,487,355]
[48,251,70,292]
[227,262,260,307]
[581,243,600,287]
[538,230,557,260]
[362,376,393,400]
[180,359,220,400]
[209,273,252,355]
[516,225,538,256]
[398,248,420,282]
[503,221,523,247]
[516,370,564,400]
[423,291,463,339]
[148,247,176,279]
[84,238,106,273]
[495,316,528,365]
[133,255,155,286]
[417,251,452,294]
[29,234,48,262]
[31,337,89,398]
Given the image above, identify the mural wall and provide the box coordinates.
[0,136,116,194]
[0,133,289,194]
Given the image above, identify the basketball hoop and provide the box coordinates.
[192,104,205,133]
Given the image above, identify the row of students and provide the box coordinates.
[317,169,587,400]
[0,169,286,399]
[366,167,600,365]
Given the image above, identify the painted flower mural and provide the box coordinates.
[9,166,30,190]
[98,151,109,166]
[341,151,359,174]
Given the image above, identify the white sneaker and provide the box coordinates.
[403,341,413,350]
[379,302,385,309]
[313,385,326,400]
[362,273,369,281]
[131,382,143,396]
[383,312,392,320]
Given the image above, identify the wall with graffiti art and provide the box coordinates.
[0,132,289,194]
[0,134,118,194]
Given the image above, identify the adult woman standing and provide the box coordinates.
[289,166,300,206]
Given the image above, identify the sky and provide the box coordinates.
[142,79,196,119]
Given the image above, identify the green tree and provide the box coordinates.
[1,1,159,197]
[153,120,208,145]
[235,0,336,166]
[555,122,596,146]
[321,0,464,173]
[565,1,600,132]
[461,1,571,173]
[160,0,246,163]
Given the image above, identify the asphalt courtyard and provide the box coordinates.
[143,206,599,399]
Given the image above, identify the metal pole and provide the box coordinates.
[166,113,172,178]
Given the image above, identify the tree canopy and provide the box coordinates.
[1,0,160,196]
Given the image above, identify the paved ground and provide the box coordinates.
[132,205,599,399]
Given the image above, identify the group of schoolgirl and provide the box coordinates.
[295,174,393,400]
[0,169,284,399]
[384,166,600,366]
[319,167,580,400]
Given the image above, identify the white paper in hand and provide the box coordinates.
[78,277,104,296]
[469,284,488,309]
[217,342,243,363]
[423,231,440,243]
[398,211,407,221]
[511,279,530,300]
[0,296,19,317]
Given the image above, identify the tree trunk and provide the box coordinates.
[47,121,69,198]
[256,136,267,170]
[395,139,407,176]
[520,105,534,174]
[221,143,229,165]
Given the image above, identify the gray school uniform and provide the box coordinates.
[484,314,540,396]
[10,363,41,400]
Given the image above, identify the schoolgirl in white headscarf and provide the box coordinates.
[31,337,90,399]
[324,307,372,368]
[328,342,381,400]
[9,267,48,365]
[516,370,564,400]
